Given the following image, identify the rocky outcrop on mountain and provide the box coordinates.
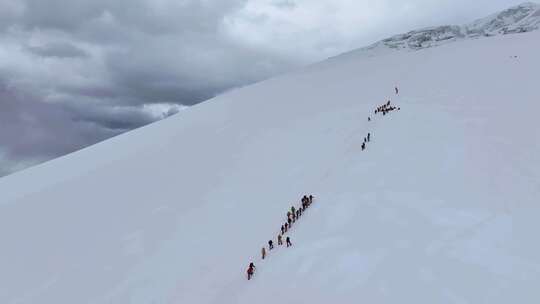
[365,2,540,51]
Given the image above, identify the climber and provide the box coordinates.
[247,263,255,280]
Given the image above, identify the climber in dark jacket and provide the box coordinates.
[247,263,255,280]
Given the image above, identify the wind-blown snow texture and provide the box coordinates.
[1,4,540,304]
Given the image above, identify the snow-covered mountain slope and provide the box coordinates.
[362,2,540,52]
[1,14,540,304]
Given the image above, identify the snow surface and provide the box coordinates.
[1,13,540,304]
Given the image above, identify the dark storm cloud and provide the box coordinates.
[27,42,89,58]
[0,0,529,176]
[0,82,121,175]
[0,0,294,176]
[0,80,175,175]
[64,102,160,131]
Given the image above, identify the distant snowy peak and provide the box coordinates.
[467,2,540,35]
[366,2,540,51]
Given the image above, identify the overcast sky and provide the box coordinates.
[0,0,528,176]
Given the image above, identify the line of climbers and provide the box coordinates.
[247,194,314,280]
[249,86,402,279]
[361,132,371,151]
[364,87,402,151]
[374,100,400,116]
